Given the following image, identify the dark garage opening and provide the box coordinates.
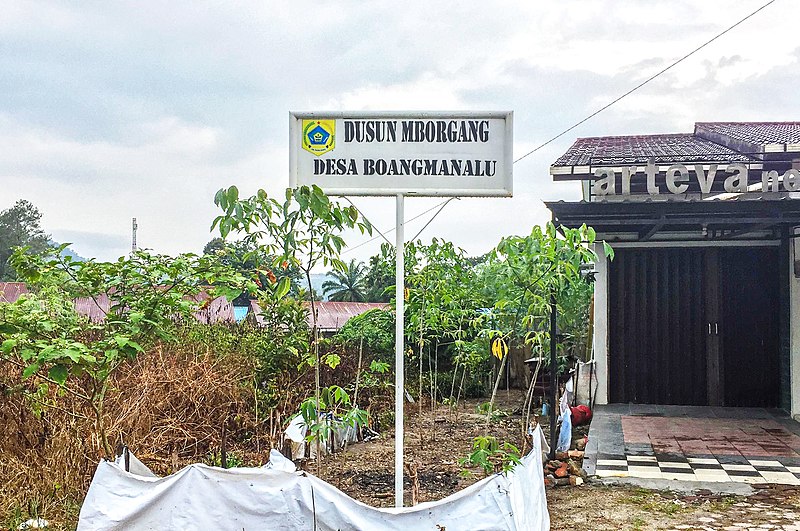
[608,246,779,407]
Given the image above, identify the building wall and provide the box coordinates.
[592,242,610,405]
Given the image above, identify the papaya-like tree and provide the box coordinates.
[482,222,613,430]
[212,185,371,469]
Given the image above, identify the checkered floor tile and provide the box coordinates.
[595,455,800,484]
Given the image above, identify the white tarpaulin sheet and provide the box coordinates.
[78,427,549,530]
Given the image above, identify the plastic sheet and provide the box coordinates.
[78,427,550,530]
[556,409,572,454]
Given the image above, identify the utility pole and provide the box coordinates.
[131,218,138,253]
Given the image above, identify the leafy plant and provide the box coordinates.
[0,246,245,458]
[459,435,521,477]
[297,385,368,451]
[334,308,395,359]
[369,360,390,374]
[480,222,612,426]
[213,184,371,471]
[476,402,509,421]
[206,450,244,469]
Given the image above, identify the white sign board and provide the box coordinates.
[289,111,513,197]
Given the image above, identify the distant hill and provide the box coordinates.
[309,273,336,301]
[59,246,86,262]
[49,240,86,262]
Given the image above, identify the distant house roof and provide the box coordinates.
[74,294,111,323]
[305,301,390,332]
[0,282,28,303]
[191,291,236,325]
[1,282,235,325]
[247,300,390,332]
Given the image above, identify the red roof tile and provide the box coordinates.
[552,133,751,168]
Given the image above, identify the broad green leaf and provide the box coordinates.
[603,241,615,260]
[114,336,130,348]
[22,363,39,379]
[127,340,144,353]
[275,277,291,300]
[48,365,69,385]
[324,353,341,369]
[227,185,239,203]
[1,338,17,354]
[214,188,227,208]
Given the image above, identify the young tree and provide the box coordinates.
[362,243,395,303]
[212,185,371,469]
[405,239,487,410]
[0,200,52,280]
[202,237,304,302]
[482,222,612,429]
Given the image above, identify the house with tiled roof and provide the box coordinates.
[247,300,389,333]
[547,122,800,414]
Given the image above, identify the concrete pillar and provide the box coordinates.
[593,243,610,405]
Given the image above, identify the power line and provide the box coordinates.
[513,0,778,164]
[341,0,777,256]
[411,197,456,241]
[341,198,454,255]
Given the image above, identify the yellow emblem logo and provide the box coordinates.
[302,119,336,156]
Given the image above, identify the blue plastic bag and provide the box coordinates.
[556,408,572,453]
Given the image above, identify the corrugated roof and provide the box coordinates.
[0,282,29,303]
[192,292,235,324]
[305,301,390,332]
[248,300,390,331]
[551,133,752,168]
[1,282,235,324]
[74,294,111,323]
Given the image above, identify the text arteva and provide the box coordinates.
[593,161,800,195]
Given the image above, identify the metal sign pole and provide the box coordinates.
[394,193,405,507]
[549,291,558,460]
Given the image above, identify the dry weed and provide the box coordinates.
[0,342,267,529]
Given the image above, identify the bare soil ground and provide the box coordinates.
[315,389,535,507]
[312,390,800,530]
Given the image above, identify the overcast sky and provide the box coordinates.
[3,0,799,265]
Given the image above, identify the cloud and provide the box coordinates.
[51,229,130,259]
[1,0,798,264]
